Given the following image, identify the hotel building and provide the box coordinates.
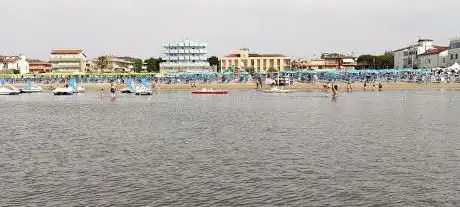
[0,55,29,74]
[28,60,52,73]
[219,48,291,72]
[160,40,210,73]
[49,49,87,73]
[448,37,460,66]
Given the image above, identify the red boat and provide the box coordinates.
[191,89,229,94]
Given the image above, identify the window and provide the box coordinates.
[456,54,459,59]
[428,59,430,64]
[443,58,446,63]
[451,54,454,60]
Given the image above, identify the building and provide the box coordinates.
[160,40,210,73]
[417,47,449,69]
[393,39,441,69]
[0,55,29,74]
[49,49,87,73]
[219,48,291,72]
[448,37,460,66]
[28,60,52,73]
[91,56,134,73]
[292,53,356,70]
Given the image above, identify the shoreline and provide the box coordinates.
[23,82,460,91]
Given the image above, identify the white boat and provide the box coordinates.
[53,87,74,95]
[134,85,152,95]
[263,87,295,93]
[73,86,86,93]
[120,78,135,93]
[20,82,43,93]
[120,87,134,93]
[0,85,21,95]
[69,78,86,93]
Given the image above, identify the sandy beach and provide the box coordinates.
[29,82,460,92]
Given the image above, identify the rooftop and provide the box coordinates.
[51,49,83,55]
[0,56,19,63]
[417,46,449,56]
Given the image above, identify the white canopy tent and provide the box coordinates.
[447,62,460,71]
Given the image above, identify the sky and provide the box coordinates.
[1,0,460,59]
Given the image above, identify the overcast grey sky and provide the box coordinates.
[1,0,459,59]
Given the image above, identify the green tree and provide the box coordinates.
[95,56,109,72]
[133,59,144,72]
[144,57,163,73]
[358,53,394,69]
[375,53,394,69]
[207,56,220,72]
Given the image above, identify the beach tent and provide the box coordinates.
[447,62,460,70]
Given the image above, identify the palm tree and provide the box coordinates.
[96,56,109,73]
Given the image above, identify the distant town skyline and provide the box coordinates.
[1,0,459,59]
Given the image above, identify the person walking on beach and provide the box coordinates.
[378,82,383,91]
[347,81,352,92]
[372,82,376,91]
[364,81,367,91]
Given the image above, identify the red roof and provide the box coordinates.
[225,54,240,57]
[418,46,448,56]
[51,49,82,54]
[0,56,19,63]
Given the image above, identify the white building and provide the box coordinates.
[447,38,460,66]
[393,39,436,69]
[417,47,449,69]
[0,55,29,74]
[49,49,87,73]
[160,40,210,73]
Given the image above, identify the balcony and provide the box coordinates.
[49,57,84,62]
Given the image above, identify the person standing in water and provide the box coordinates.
[110,81,116,98]
[347,81,352,92]
[331,83,338,97]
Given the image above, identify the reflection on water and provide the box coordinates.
[0,90,459,206]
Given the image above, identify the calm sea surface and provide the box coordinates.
[0,90,459,206]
